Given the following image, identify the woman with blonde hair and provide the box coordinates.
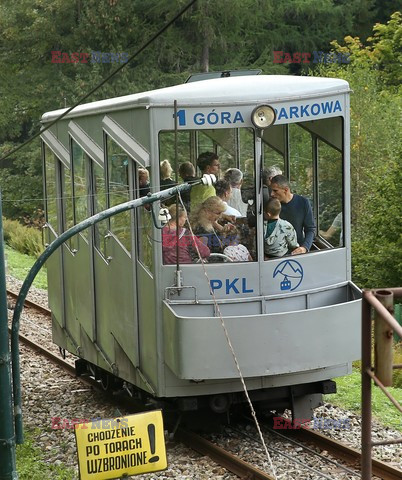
[160,159,177,190]
[191,196,235,254]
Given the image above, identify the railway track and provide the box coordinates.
[265,419,402,480]
[9,289,402,480]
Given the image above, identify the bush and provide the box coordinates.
[2,217,44,258]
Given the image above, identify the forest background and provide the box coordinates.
[0,0,400,288]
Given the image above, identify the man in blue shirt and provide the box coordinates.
[270,175,315,254]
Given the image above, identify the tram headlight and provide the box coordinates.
[251,105,276,129]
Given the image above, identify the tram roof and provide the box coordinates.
[42,75,350,122]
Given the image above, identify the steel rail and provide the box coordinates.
[284,421,402,480]
[7,289,51,316]
[176,428,276,480]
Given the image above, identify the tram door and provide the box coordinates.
[43,144,64,331]
[91,136,139,380]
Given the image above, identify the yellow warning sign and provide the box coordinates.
[74,410,167,480]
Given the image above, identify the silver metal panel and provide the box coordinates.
[41,130,70,167]
[106,237,138,367]
[137,264,158,389]
[262,248,347,296]
[102,115,150,167]
[42,76,350,122]
[162,363,350,397]
[299,117,343,151]
[161,249,348,302]
[68,121,104,166]
[47,230,64,330]
[163,283,361,380]
[92,250,117,366]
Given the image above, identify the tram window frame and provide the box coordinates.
[91,159,108,259]
[317,138,344,248]
[136,165,153,272]
[43,143,59,234]
[158,127,257,264]
[105,135,132,254]
[71,139,90,241]
[61,162,76,251]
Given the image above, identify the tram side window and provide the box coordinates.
[71,140,89,239]
[106,136,131,252]
[159,128,257,263]
[61,164,75,250]
[44,143,59,233]
[262,124,286,179]
[158,131,192,184]
[289,124,313,207]
[136,166,153,272]
[318,140,343,247]
[92,161,108,257]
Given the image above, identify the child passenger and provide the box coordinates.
[162,205,210,264]
[264,198,299,258]
[223,228,253,262]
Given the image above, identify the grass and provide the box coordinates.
[324,367,402,432]
[16,429,75,480]
[5,245,48,289]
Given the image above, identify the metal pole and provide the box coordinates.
[0,191,18,480]
[10,180,202,444]
[361,292,372,480]
[374,290,394,386]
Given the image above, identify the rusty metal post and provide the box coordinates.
[374,290,394,387]
[361,292,372,480]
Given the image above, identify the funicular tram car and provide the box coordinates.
[41,74,362,420]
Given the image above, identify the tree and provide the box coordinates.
[314,12,402,287]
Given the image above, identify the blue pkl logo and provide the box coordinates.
[273,260,303,291]
[210,277,253,295]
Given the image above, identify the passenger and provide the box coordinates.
[179,161,197,183]
[178,162,197,212]
[162,205,210,264]
[215,179,242,220]
[263,198,299,258]
[241,158,255,204]
[159,159,177,190]
[270,175,315,254]
[223,168,248,217]
[223,227,253,262]
[190,152,220,210]
[191,196,235,254]
[265,165,283,195]
[245,170,271,229]
[319,212,343,245]
[138,168,150,197]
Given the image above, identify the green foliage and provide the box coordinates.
[0,142,44,221]
[314,13,401,288]
[16,428,74,479]
[324,369,402,431]
[3,218,44,258]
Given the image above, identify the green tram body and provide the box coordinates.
[41,75,361,417]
